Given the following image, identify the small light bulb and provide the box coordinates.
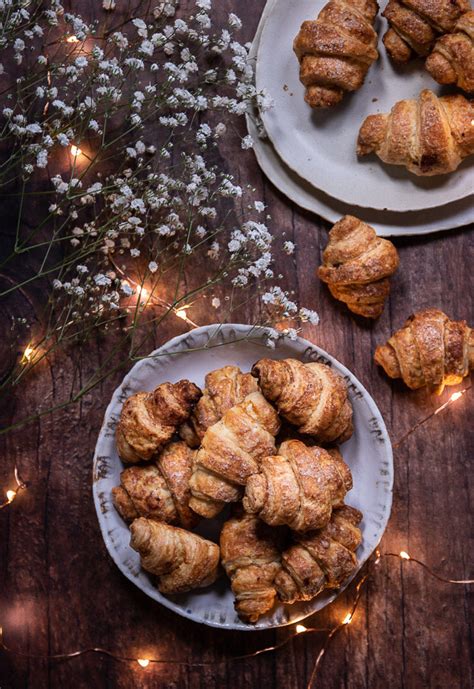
[137,658,150,668]
[176,308,187,320]
[6,490,16,503]
[296,624,307,633]
[400,551,410,560]
[70,145,82,158]
[450,391,462,402]
[66,35,79,43]
[342,613,352,625]
[22,345,34,362]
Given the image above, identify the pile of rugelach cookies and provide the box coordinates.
[113,358,363,623]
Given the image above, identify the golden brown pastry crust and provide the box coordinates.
[357,89,474,176]
[275,505,363,604]
[188,392,281,519]
[112,441,199,528]
[293,0,379,108]
[243,440,352,532]
[220,511,284,623]
[425,11,474,92]
[129,518,220,594]
[382,0,471,63]
[251,358,353,444]
[318,216,400,319]
[374,308,474,393]
[116,380,201,463]
[180,366,259,447]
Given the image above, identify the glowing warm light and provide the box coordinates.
[67,35,79,43]
[400,551,410,560]
[342,613,352,625]
[450,392,462,402]
[6,490,16,503]
[138,286,149,303]
[137,658,150,668]
[176,308,188,320]
[22,345,34,363]
[296,624,307,634]
[70,145,83,158]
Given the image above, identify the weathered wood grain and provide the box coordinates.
[0,1,473,688]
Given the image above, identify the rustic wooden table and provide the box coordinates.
[0,2,473,688]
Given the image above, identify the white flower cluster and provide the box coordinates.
[0,0,318,342]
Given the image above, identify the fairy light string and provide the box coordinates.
[393,386,470,448]
[0,550,472,687]
[108,256,199,328]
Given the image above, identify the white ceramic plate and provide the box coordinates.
[93,324,393,630]
[256,0,474,212]
[247,0,474,236]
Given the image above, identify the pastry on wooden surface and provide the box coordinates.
[112,441,199,528]
[275,505,363,604]
[251,358,353,444]
[357,89,474,175]
[180,365,259,448]
[318,215,399,319]
[293,0,379,108]
[382,0,470,63]
[243,440,352,532]
[129,518,220,594]
[220,510,284,623]
[188,392,281,519]
[116,380,201,463]
[425,11,474,92]
[374,308,474,393]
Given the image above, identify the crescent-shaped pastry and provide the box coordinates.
[251,358,353,444]
[116,380,201,463]
[374,308,474,393]
[243,440,352,532]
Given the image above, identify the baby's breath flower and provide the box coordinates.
[241,135,253,150]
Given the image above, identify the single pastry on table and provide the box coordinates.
[220,510,285,623]
[129,518,220,594]
[318,216,399,319]
[180,365,258,448]
[375,308,474,393]
[275,505,363,604]
[425,11,474,92]
[357,89,474,176]
[188,392,281,519]
[382,0,470,64]
[116,380,201,463]
[293,0,379,108]
[243,440,352,532]
[251,358,353,444]
[112,441,199,529]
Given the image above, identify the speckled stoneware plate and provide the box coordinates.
[256,0,474,212]
[246,0,474,236]
[93,324,393,630]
